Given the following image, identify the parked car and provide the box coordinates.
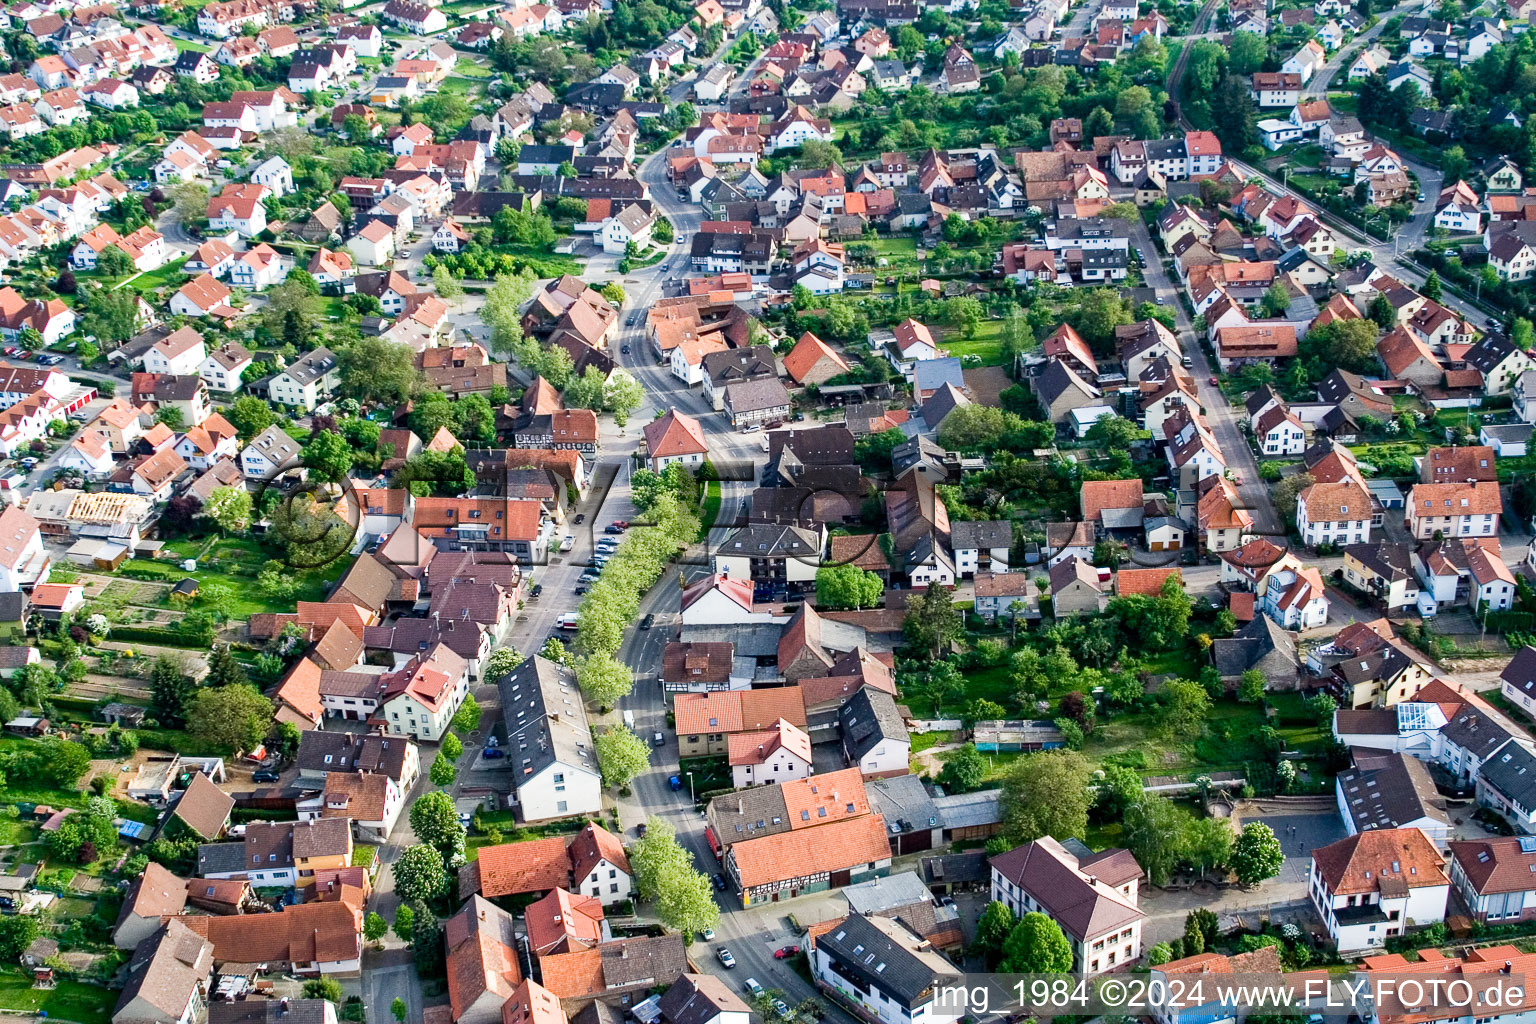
[483,747,505,759]
[605,524,625,534]
[652,731,664,747]
[640,613,655,630]
[621,344,630,354]
[612,520,629,529]
[252,769,280,783]
[718,949,736,969]
[713,873,727,891]
[772,1001,791,1019]
[575,585,588,596]
[635,822,647,837]
[774,946,798,959]
[559,535,575,552]
[579,571,600,583]
[574,513,586,524]
[669,775,681,790]
[701,928,714,940]
[531,583,543,597]
[745,980,765,999]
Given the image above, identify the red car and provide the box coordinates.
[1208,376,1219,386]
[774,946,798,959]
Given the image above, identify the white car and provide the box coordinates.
[559,535,575,552]
[718,949,736,968]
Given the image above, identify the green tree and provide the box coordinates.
[1238,669,1266,704]
[1369,292,1397,329]
[364,910,389,945]
[411,903,443,978]
[228,395,275,438]
[1158,679,1212,741]
[205,644,249,689]
[433,264,464,304]
[815,564,885,610]
[97,245,133,278]
[1123,797,1191,886]
[1260,282,1291,317]
[39,740,93,791]
[482,269,538,357]
[577,652,634,710]
[999,912,1074,973]
[1514,318,1536,352]
[441,732,463,760]
[304,979,343,1002]
[429,752,457,786]
[1231,822,1285,886]
[392,844,448,904]
[150,656,195,729]
[600,282,625,304]
[452,694,482,733]
[938,744,987,794]
[0,915,36,962]
[1228,31,1266,74]
[629,817,720,935]
[1000,750,1094,843]
[201,485,252,535]
[409,791,466,867]
[1183,913,1207,955]
[155,405,184,431]
[1422,270,1442,301]
[1186,816,1235,874]
[392,999,408,1023]
[903,585,961,659]
[604,374,644,429]
[393,904,415,942]
[187,684,272,754]
[974,901,1016,968]
[302,429,355,483]
[1301,317,1379,374]
[338,337,422,406]
[595,724,651,790]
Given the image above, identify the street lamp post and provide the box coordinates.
[687,771,695,803]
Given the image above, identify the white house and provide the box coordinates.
[950,520,1011,577]
[145,327,207,377]
[0,506,47,592]
[600,203,655,255]
[729,719,813,789]
[1307,829,1449,955]
[378,645,469,744]
[568,822,633,905]
[250,155,293,197]
[1261,561,1330,629]
[809,914,962,1024]
[642,410,707,473]
[206,183,269,238]
[1406,482,1502,539]
[499,656,603,822]
[1448,835,1536,924]
[990,837,1144,975]
[839,688,910,779]
[268,348,339,412]
[200,341,252,394]
[240,424,300,480]
[1296,481,1372,548]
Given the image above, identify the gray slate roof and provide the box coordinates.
[499,655,597,787]
[840,686,909,762]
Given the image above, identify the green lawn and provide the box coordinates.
[117,553,334,618]
[453,57,493,77]
[119,256,190,294]
[943,320,1004,366]
[439,77,484,97]
[698,480,722,540]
